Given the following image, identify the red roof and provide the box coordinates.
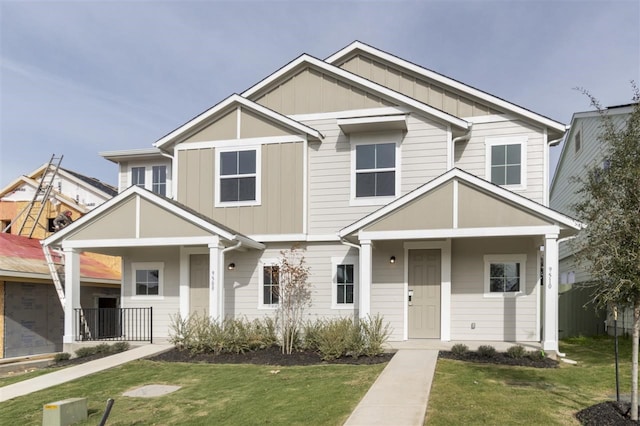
[0,233,120,282]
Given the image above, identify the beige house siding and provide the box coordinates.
[121,246,180,340]
[253,67,395,115]
[240,109,291,139]
[177,142,304,235]
[370,241,405,341]
[305,114,449,235]
[457,183,550,228]
[450,237,539,341]
[454,119,545,203]
[67,197,137,241]
[338,54,500,118]
[138,198,210,238]
[184,110,237,143]
[366,182,454,232]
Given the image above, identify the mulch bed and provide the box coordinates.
[148,346,394,366]
[576,401,640,425]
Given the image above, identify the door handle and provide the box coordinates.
[408,289,414,305]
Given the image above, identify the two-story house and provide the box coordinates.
[550,103,636,337]
[44,42,581,354]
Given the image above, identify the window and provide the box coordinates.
[152,165,167,196]
[355,143,396,197]
[131,167,146,188]
[132,262,163,297]
[262,265,280,306]
[485,136,526,188]
[484,255,526,296]
[217,148,259,205]
[332,256,358,308]
[574,130,581,153]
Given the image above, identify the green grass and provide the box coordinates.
[426,336,633,425]
[1,360,386,425]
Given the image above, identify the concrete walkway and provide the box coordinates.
[344,349,439,426]
[0,343,172,402]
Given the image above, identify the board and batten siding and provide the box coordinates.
[338,54,500,118]
[454,119,546,204]
[304,114,449,235]
[176,142,304,235]
[449,237,539,341]
[121,246,180,340]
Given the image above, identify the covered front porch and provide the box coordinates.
[42,186,264,350]
[340,169,582,353]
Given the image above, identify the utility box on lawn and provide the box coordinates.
[42,397,87,426]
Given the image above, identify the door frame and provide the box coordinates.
[403,240,451,340]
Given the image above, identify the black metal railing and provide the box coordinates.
[74,307,153,343]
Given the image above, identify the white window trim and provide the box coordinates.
[131,262,165,300]
[258,258,279,310]
[483,254,526,298]
[128,163,172,197]
[331,256,358,309]
[215,145,262,207]
[350,131,402,206]
[484,136,527,190]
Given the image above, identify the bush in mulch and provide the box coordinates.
[576,401,640,425]
[51,342,131,367]
[438,345,559,368]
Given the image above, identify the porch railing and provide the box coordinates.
[74,307,153,343]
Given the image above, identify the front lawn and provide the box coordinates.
[426,336,632,425]
[1,360,386,425]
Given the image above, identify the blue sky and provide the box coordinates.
[1,0,638,188]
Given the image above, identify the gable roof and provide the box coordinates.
[61,168,117,196]
[339,168,583,238]
[43,185,264,250]
[154,94,324,151]
[241,54,469,130]
[549,103,637,195]
[0,233,119,283]
[0,175,90,213]
[326,41,566,135]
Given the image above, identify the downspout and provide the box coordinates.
[450,124,473,169]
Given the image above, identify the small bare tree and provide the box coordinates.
[272,246,311,354]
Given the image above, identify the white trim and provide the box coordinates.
[131,261,164,298]
[214,145,262,208]
[241,55,469,130]
[452,180,458,229]
[135,196,140,238]
[289,106,408,122]
[360,225,561,241]
[462,114,516,124]
[154,94,322,149]
[258,258,280,310]
[62,236,219,249]
[349,132,402,207]
[338,168,583,239]
[483,254,527,298]
[307,234,341,242]
[446,125,453,170]
[303,136,308,234]
[403,240,451,341]
[485,136,528,190]
[543,128,549,207]
[331,256,358,310]
[236,106,241,138]
[536,245,542,341]
[174,135,306,151]
[337,114,407,134]
[326,41,565,133]
[248,233,307,242]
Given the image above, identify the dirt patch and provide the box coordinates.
[148,346,395,366]
[575,401,639,425]
[438,351,559,368]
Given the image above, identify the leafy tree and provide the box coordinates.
[572,85,640,419]
[273,246,312,354]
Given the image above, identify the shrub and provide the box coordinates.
[360,314,391,357]
[301,320,323,351]
[477,345,496,358]
[316,318,356,360]
[95,343,111,354]
[527,349,546,361]
[111,341,130,353]
[451,343,469,355]
[54,352,71,362]
[75,346,97,358]
[506,345,526,359]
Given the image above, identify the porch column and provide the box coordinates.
[63,248,80,343]
[208,237,221,320]
[359,240,372,319]
[543,234,559,352]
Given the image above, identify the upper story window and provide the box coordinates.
[485,136,527,189]
[350,131,401,206]
[131,167,146,188]
[216,147,261,206]
[129,165,170,197]
[152,166,167,196]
